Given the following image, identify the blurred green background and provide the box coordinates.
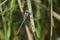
[0,0,51,40]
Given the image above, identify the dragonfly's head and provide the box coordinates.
[25,10,30,16]
[25,10,29,13]
[25,10,31,14]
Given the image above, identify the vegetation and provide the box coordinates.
[53,0,60,40]
[0,0,53,40]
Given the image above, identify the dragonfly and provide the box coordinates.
[17,10,37,40]
[17,10,30,34]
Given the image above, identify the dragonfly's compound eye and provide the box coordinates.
[25,10,31,13]
[25,10,29,13]
[25,10,30,16]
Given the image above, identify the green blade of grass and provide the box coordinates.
[7,0,16,39]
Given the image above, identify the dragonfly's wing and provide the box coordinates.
[17,12,29,34]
